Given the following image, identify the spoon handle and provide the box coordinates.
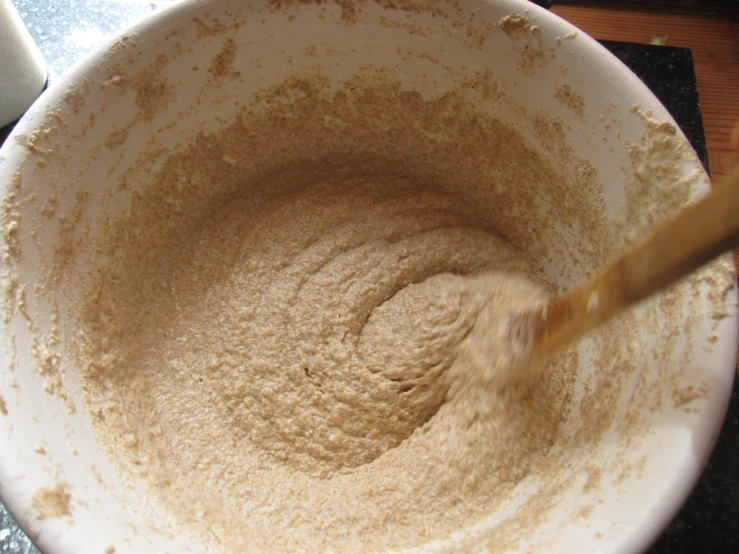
[528,167,739,360]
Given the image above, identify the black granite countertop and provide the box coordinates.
[1,1,737,553]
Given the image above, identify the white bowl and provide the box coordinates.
[0,1,735,553]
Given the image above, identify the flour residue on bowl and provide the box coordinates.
[555,84,586,120]
[33,482,72,519]
[497,12,555,72]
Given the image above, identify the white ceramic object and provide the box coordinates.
[0,0,47,127]
[0,1,735,553]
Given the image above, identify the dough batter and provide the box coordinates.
[70,67,592,551]
[79,173,569,552]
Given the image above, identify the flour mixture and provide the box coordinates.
[79,172,570,551]
[74,74,611,552]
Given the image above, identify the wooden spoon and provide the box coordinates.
[519,167,739,362]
